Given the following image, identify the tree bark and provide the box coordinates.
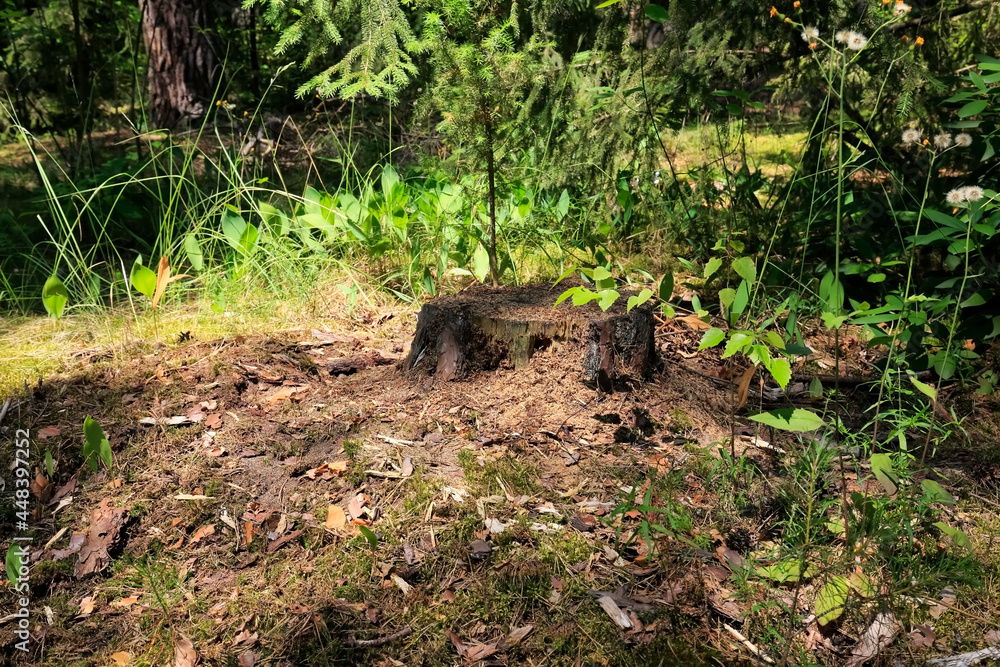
[484,109,500,287]
[140,0,218,129]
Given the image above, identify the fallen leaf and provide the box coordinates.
[678,313,713,330]
[174,635,199,667]
[909,624,935,650]
[77,596,95,617]
[238,651,258,667]
[265,384,311,403]
[440,589,456,603]
[401,457,413,477]
[498,625,534,650]
[205,447,227,457]
[75,498,130,578]
[111,651,132,666]
[267,529,303,554]
[845,613,900,667]
[111,596,140,609]
[325,506,347,530]
[190,524,216,544]
[205,414,223,429]
[38,426,61,439]
[233,630,258,646]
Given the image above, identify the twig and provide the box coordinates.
[343,626,412,647]
[0,398,10,426]
[377,435,416,446]
[724,623,774,664]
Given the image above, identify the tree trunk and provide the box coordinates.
[407,283,655,389]
[484,111,500,287]
[140,0,218,129]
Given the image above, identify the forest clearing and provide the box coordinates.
[2,0,1000,665]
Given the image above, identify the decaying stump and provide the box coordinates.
[406,283,655,386]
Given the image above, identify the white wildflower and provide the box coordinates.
[894,3,912,14]
[962,186,984,202]
[801,26,820,42]
[933,133,952,150]
[954,133,973,147]
[835,30,851,44]
[946,189,965,205]
[847,31,868,51]
[901,128,922,145]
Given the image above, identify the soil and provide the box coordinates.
[1,304,998,667]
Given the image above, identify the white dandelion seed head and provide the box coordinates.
[954,133,973,147]
[801,26,820,42]
[835,30,851,44]
[847,31,868,51]
[934,133,953,150]
[946,189,965,205]
[902,128,922,145]
[894,3,912,15]
[962,186,985,202]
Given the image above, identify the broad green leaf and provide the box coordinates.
[731,280,749,317]
[258,201,290,237]
[847,572,875,598]
[572,288,598,306]
[921,479,954,504]
[933,522,972,550]
[658,272,674,301]
[815,576,849,625]
[909,374,937,401]
[45,449,54,478]
[819,271,844,313]
[755,559,815,583]
[722,332,751,358]
[958,100,988,117]
[83,415,112,472]
[41,274,69,319]
[867,273,886,283]
[221,209,247,250]
[597,289,620,311]
[764,331,785,350]
[821,312,848,329]
[644,3,668,22]
[627,289,653,312]
[184,234,204,271]
[750,408,827,432]
[556,189,570,220]
[6,543,24,589]
[238,222,259,256]
[809,376,823,399]
[704,257,722,280]
[592,266,615,290]
[732,256,756,285]
[767,358,792,390]
[472,244,490,282]
[870,453,897,495]
[595,0,623,7]
[719,288,736,311]
[698,327,726,350]
[358,525,378,549]
[130,258,156,299]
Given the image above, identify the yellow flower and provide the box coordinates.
[915,36,924,46]
[770,6,778,17]
[793,1,800,7]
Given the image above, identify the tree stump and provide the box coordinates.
[406,283,655,387]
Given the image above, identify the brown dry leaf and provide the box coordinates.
[206,447,227,457]
[678,314,713,330]
[205,414,223,429]
[844,612,900,667]
[47,477,77,506]
[736,366,756,410]
[30,469,51,500]
[908,624,935,650]
[233,630,258,646]
[446,630,498,662]
[38,426,61,439]
[930,587,956,620]
[265,384,311,404]
[75,498,130,578]
[325,506,347,530]
[401,457,414,477]
[77,596,95,617]
[111,596,140,609]
[173,635,199,667]
[190,524,216,544]
[267,529,303,554]
[165,536,184,551]
[440,589,456,603]
[498,625,534,650]
[152,256,191,310]
[110,651,132,666]
[238,652,258,667]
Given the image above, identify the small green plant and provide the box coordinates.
[41,274,68,322]
[82,415,113,472]
[605,473,691,558]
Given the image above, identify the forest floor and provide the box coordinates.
[2,293,1000,667]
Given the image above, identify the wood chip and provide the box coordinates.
[597,595,633,630]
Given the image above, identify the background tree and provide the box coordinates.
[140,0,219,128]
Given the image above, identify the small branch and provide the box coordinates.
[724,623,774,664]
[343,626,413,647]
